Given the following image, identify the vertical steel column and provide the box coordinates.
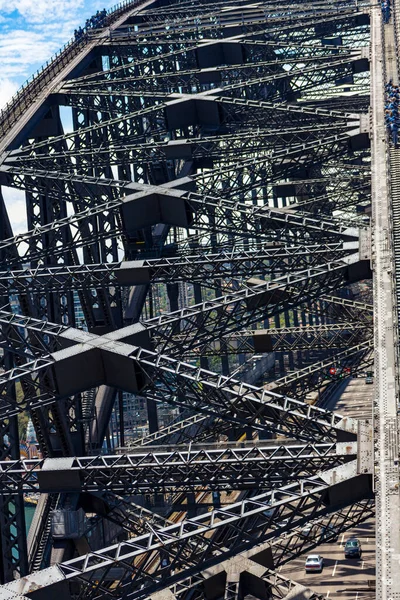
[0,193,28,582]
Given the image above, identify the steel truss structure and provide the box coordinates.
[0,0,392,597]
[0,442,356,494]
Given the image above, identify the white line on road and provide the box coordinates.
[341,533,345,545]
[362,560,365,570]
[326,591,330,598]
[332,560,338,577]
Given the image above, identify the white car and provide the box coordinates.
[305,554,324,573]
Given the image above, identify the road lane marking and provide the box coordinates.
[332,560,338,577]
[362,560,365,570]
[341,533,345,545]
[326,592,330,598]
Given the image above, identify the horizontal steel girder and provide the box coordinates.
[5,128,371,174]
[145,257,370,356]
[0,317,358,442]
[58,48,365,89]
[114,5,369,40]
[259,323,371,351]
[154,498,374,600]
[1,97,359,168]
[178,322,371,356]
[0,465,371,600]
[0,181,361,266]
[0,242,357,293]
[128,412,222,447]
[266,339,373,393]
[0,253,370,362]
[0,442,355,494]
[57,52,368,100]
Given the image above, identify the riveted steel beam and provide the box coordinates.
[0,243,356,294]
[0,0,375,589]
[0,442,353,495]
[0,465,372,600]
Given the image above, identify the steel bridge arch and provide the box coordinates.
[0,0,387,598]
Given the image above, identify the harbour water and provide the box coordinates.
[25,505,35,536]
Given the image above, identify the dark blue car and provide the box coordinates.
[344,538,362,558]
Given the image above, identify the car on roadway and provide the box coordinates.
[161,558,170,568]
[275,517,290,529]
[344,538,362,558]
[321,524,338,542]
[301,523,313,538]
[305,554,324,573]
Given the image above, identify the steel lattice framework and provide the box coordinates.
[0,0,393,598]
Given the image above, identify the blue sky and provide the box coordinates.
[0,0,119,232]
[0,0,118,108]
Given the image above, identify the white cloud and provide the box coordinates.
[0,0,119,108]
[0,0,125,222]
[0,77,18,108]
[2,187,27,235]
[0,0,85,24]
[0,29,57,108]
[0,29,55,76]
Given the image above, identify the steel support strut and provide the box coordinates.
[0,0,375,595]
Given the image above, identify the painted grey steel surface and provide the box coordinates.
[0,442,355,493]
[0,0,386,597]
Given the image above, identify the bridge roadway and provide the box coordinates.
[280,377,375,600]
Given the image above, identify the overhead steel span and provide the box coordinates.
[0,0,394,598]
